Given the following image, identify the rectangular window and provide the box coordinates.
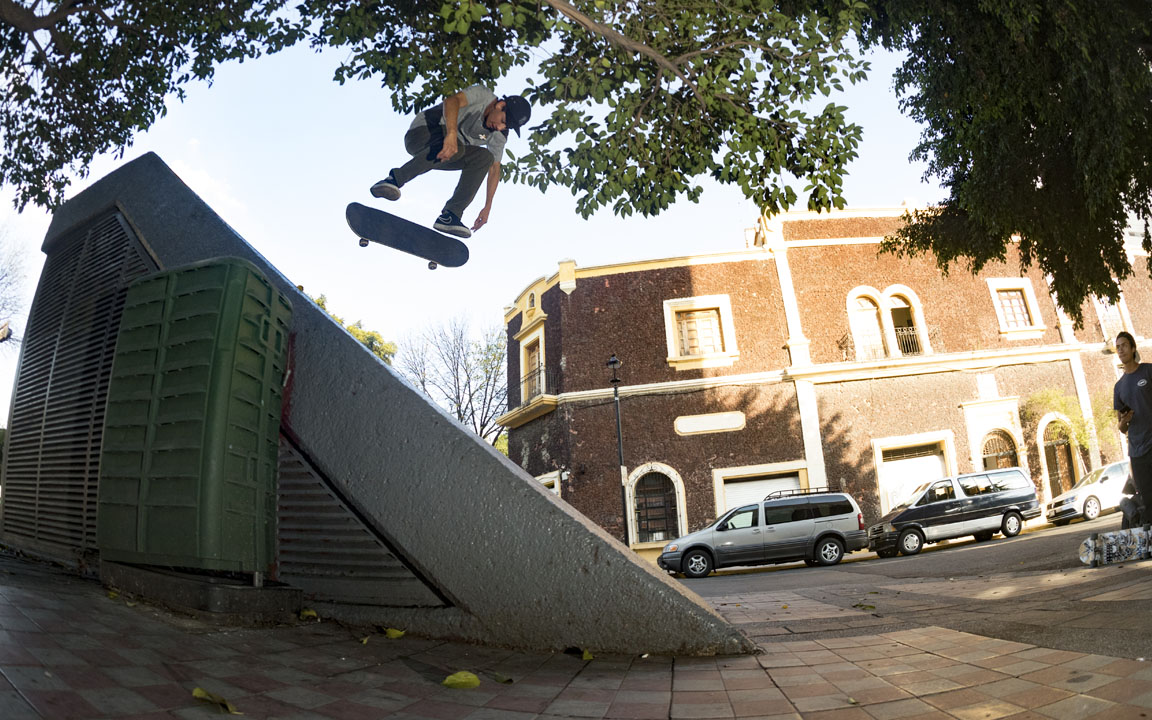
[990,469,1031,491]
[662,295,739,370]
[762,500,808,525]
[811,499,853,517]
[996,289,1032,328]
[958,474,993,496]
[987,278,1045,339]
[676,309,724,356]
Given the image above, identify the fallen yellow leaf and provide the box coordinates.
[107,590,120,600]
[360,636,369,645]
[442,671,480,689]
[193,687,243,715]
[299,608,318,621]
[582,650,594,661]
[383,627,405,639]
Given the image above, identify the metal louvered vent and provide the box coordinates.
[277,437,449,608]
[1,211,156,560]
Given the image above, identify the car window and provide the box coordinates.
[722,506,758,530]
[1105,464,1130,483]
[763,500,808,524]
[811,499,853,517]
[916,480,956,505]
[958,474,993,496]
[990,470,1032,490]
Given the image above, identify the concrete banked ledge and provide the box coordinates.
[45,153,752,656]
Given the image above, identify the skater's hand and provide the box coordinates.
[472,207,490,231]
[437,137,459,162]
[1120,408,1134,433]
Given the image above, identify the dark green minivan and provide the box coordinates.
[867,467,1041,557]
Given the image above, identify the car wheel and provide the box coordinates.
[1001,511,1023,537]
[876,548,899,559]
[973,531,994,542]
[815,537,844,566]
[897,529,924,556]
[682,549,713,578]
[1083,497,1102,521]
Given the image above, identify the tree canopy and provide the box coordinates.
[865,0,1152,324]
[1,1,1149,320]
[311,294,396,363]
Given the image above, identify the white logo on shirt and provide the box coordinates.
[1140,379,1148,387]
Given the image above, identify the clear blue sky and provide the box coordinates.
[0,43,941,418]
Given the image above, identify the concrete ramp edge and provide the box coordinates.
[44,153,753,655]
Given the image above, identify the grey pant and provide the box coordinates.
[393,126,493,218]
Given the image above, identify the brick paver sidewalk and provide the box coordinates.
[2,554,1151,719]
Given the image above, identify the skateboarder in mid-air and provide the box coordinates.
[370,85,531,239]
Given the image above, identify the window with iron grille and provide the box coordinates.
[522,340,542,400]
[634,472,678,543]
[982,429,1019,470]
[996,289,1033,329]
[889,295,922,355]
[676,309,723,356]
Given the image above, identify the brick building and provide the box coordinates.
[497,208,1147,559]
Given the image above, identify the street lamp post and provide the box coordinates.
[607,354,628,544]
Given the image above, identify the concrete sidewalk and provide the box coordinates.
[2,552,1151,719]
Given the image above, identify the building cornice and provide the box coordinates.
[503,247,773,324]
[499,344,1095,426]
[496,394,559,428]
[784,344,1085,384]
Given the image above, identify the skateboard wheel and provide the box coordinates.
[358,238,369,247]
[428,261,438,270]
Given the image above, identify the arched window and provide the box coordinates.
[850,296,886,361]
[982,430,1019,470]
[1043,422,1075,496]
[634,472,679,543]
[528,292,536,309]
[889,295,922,356]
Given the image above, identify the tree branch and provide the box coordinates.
[540,0,705,105]
[0,0,91,33]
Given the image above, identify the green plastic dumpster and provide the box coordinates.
[97,258,292,574]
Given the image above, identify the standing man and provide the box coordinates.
[1115,331,1152,518]
[370,85,531,239]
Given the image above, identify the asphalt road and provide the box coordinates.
[675,511,1152,659]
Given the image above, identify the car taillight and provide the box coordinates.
[857,512,864,530]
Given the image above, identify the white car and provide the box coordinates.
[1046,460,1131,525]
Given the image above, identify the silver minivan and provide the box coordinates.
[657,489,867,578]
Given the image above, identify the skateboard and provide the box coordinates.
[345,202,469,270]
[1078,526,1152,566]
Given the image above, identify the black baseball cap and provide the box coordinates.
[502,95,531,136]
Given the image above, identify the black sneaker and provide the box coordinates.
[433,210,472,239]
[370,173,401,201]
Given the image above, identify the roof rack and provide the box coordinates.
[763,486,838,500]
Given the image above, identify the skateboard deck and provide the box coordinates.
[1079,526,1152,566]
[346,202,469,269]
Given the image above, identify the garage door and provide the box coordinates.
[878,445,946,514]
[722,474,800,511]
